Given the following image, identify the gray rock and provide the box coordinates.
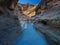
[0,11,22,45]
[32,2,60,45]
[0,0,22,45]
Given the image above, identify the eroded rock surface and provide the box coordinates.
[0,0,22,45]
[32,0,60,45]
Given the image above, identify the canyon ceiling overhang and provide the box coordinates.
[0,0,18,10]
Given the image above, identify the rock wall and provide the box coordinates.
[32,0,60,45]
[16,3,37,17]
[35,0,60,15]
[0,0,22,45]
[15,3,31,29]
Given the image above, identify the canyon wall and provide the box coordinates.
[16,3,37,17]
[32,0,60,45]
[0,0,60,45]
[35,0,60,14]
[0,0,22,45]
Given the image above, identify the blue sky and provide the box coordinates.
[18,0,42,4]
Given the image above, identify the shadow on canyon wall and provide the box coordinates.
[0,0,22,45]
[0,0,60,45]
[32,0,60,45]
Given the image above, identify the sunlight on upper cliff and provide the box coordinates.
[23,5,37,17]
[17,0,42,17]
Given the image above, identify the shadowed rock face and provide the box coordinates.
[0,0,22,45]
[35,0,59,15]
[32,0,60,45]
[0,0,18,10]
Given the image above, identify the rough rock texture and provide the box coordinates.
[0,0,18,10]
[16,3,37,17]
[32,0,60,45]
[35,0,60,15]
[17,4,36,11]
[0,0,22,45]
[15,4,30,29]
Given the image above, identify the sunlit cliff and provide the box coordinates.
[16,3,38,17]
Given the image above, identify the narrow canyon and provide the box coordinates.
[0,0,60,45]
